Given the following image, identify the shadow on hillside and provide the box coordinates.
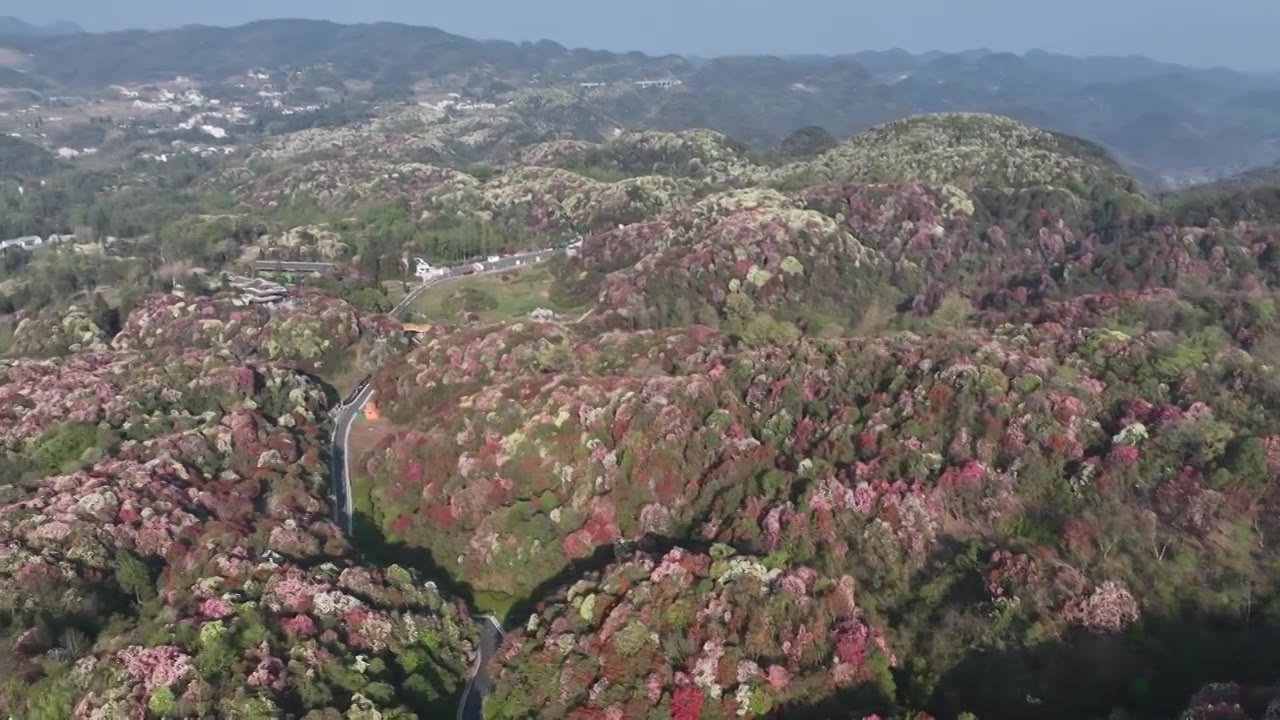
[296,368,341,408]
[335,491,1280,720]
[776,609,1280,720]
[502,541,621,627]
[350,509,479,610]
[504,533,719,627]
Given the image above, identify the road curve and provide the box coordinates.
[253,259,339,273]
[327,249,556,713]
[458,615,505,720]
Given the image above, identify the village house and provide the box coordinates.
[0,233,77,251]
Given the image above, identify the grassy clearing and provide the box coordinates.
[473,590,519,620]
[327,363,369,400]
[346,417,382,537]
[380,280,414,307]
[407,262,588,323]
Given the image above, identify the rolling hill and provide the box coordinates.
[0,16,83,38]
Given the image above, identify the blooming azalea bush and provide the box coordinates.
[1176,681,1280,720]
[8,304,110,358]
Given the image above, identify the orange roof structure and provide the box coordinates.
[363,401,381,421]
[401,322,432,334]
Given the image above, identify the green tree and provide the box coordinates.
[1224,436,1270,487]
[148,687,176,714]
[926,292,975,330]
[114,549,156,602]
[26,422,99,477]
[26,681,76,720]
[91,293,121,337]
[779,125,837,160]
[465,163,496,182]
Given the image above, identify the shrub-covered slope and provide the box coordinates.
[336,113,1280,718]
[777,113,1142,198]
[111,289,408,378]
[546,116,1280,342]
[0,292,478,718]
[487,546,894,719]
[357,313,1280,717]
[518,129,764,185]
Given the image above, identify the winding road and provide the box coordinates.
[327,248,558,719]
[458,615,505,720]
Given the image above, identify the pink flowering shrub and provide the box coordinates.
[1065,581,1140,633]
[199,596,233,619]
[119,645,194,692]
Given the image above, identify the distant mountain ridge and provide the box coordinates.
[0,16,83,37]
[0,19,690,85]
[4,18,1280,187]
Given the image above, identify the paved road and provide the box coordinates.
[329,248,558,531]
[253,259,339,273]
[326,248,556,713]
[458,615,504,720]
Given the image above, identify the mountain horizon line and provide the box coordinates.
[4,15,1276,75]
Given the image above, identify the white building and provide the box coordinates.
[415,258,445,282]
[0,235,41,250]
[634,79,682,89]
[0,233,77,251]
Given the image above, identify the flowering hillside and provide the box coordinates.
[111,288,408,377]
[0,293,479,718]
[355,304,1280,716]
[548,122,1280,345]
[229,159,476,213]
[0,351,317,456]
[566,178,1084,333]
[11,105,1280,719]
[420,166,697,238]
[326,114,1280,717]
[593,190,887,332]
[486,546,894,719]
[777,113,1144,200]
[518,128,766,185]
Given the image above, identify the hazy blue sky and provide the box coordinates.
[17,0,1280,70]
